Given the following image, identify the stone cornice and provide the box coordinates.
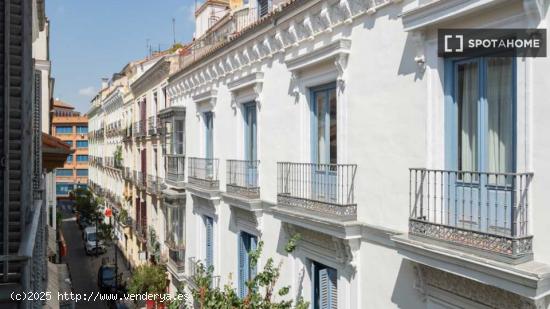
[130,59,170,97]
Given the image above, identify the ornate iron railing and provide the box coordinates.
[188,257,220,288]
[277,162,357,217]
[166,154,186,185]
[148,116,157,136]
[167,248,186,275]
[133,120,146,138]
[409,168,533,259]
[188,157,219,190]
[137,171,146,189]
[226,160,260,199]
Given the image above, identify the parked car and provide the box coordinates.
[83,226,105,255]
[98,264,117,293]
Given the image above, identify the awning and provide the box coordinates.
[42,132,73,171]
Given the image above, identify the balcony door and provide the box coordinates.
[311,83,337,202]
[244,103,258,188]
[140,98,147,129]
[204,112,214,179]
[449,57,515,235]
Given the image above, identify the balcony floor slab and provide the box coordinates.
[392,234,550,301]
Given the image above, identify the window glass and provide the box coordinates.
[77,126,88,134]
[76,169,88,176]
[76,140,88,148]
[77,155,88,162]
[56,169,73,177]
[56,126,73,134]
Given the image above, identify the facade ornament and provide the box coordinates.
[320,3,333,32]
[412,263,427,302]
[303,14,315,40]
[253,82,263,108]
[335,53,349,92]
[411,31,426,71]
[339,0,353,23]
[288,21,300,47]
[274,30,285,50]
[289,72,300,103]
[263,36,274,57]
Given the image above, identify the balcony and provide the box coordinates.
[133,120,146,138]
[277,162,357,218]
[148,116,158,136]
[188,157,219,190]
[146,175,164,195]
[166,154,185,187]
[136,171,146,189]
[123,167,132,181]
[123,124,133,141]
[188,257,220,289]
[134,221,147,243]
[408,168,533,260]
[167,248,186,280]
[226,160,260,199]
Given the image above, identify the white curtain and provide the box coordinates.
[487,58,513,175]
[460,62,479,174]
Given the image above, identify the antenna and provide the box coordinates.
[172,18,176,45]
[146,38,150,57]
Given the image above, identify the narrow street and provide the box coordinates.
[61,206,132,309]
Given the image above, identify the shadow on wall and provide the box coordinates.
[391,259,426,309]
[398,32,426,81]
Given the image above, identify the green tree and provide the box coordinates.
[179,233,308,309]
[114,146,123,169]
[128,263,169,303]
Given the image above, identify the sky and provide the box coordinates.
[46,0,197,113]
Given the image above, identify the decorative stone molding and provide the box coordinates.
[416,264,539,309]
[285,39,351,72]
[192,89,218,117]
[130,58,170,97]
[227,72,264,110]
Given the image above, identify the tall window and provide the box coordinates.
[244,103,257,161]
[454,57,514,174]
[66,155,73,163]
[173,119,185,155]
[204,216,214,269]
[312,84,337,165]
[312,262,337,309]
[56,169,73,177]
[238,231,257,298]
[204,112,214,159]
[76,140,88,148]
[76,155,88,162]
[56,126,72,134]
[77,126,88,134]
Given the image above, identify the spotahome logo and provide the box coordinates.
[438,29,546,57]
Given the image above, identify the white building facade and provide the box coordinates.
[89,0,550,308]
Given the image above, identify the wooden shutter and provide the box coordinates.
[238,232,248,298]
[319,267,337,309]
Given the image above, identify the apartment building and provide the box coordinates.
[87,0,550,308]
[51,100,89,202]
[0,0,71,308]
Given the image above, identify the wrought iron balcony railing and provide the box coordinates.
[188,157,219,190]
[148,116,158,136]
[188,257,220,288]
[409,168,533,259]
[166,154,186,186]
[168,248,186,275]
[123,167,132,180]
[137,171,146,189]
[277,162,357,217]
[146,175,164,195]
[226,160,260,199]
[133,120,146,138]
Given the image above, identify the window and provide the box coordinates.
[66,155,73,163]
[311,84,337,165]
[77,155,88,162]
[258,0,269,17]
[76,169,88,177]
[204,112,213,159]
[453,57,515,174]
[173,119,185,155]
[238,231,257,298]
[77,126,88,134]
[56,126,72,134]
[312,262,337,309]
[76,140,88,148]
[56,183,74,196]
[56,169,73,177]
[204,216,214,269]
[244,103,257,161]
[64,140,73,148]
[76,184,87,190]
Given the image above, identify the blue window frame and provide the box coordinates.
[204,112,214,159]
[76,169,88,177]
[56,126,73,134]
[76,140,88,148]
[243,103,257,162]
[204,216,214,269]
[56,169,73,177]
[312,261,337,309]
[66,155,73,163]
[56,183,74,196]
[64,140,73,148]
[77,126,88,134]
[445,56,516,233]
[238,231,257,298]
[76,155,88,162]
